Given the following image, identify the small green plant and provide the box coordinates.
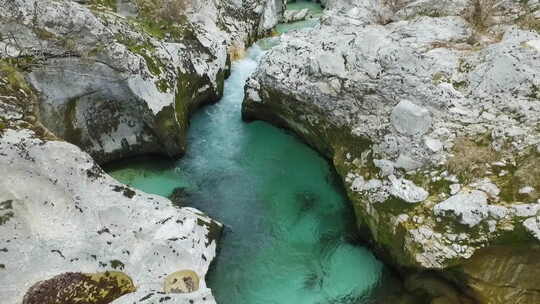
[128,0,193,41]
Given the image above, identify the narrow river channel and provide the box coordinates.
[106,3,399,303]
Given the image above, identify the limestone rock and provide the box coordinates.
[525,39,540,52]
[0,0,284,164]
[458,246,540,304]
[434,190,488,227]
[524,217,540,241]
[395,154,424,171]
[242,1,540,301]
[284,8,310,23]
[391,100,432,136]
[0,128,223,304]
[0,50,222,304]
[389,176,429,203]
[373,159,395,176]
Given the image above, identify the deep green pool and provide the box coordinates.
[106,2,397,303]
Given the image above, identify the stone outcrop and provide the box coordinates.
[0,127,222,304]
[243,0,540,302]
[0,0,284,164]
[0,63,222,303]
[283,8,311,23]
[0,0,283,303]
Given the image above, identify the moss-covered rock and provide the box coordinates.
[0,60,55,139]
[22,271,135,304]
[242,3,540,302]
[1,0,283,164]
[451,245,540,304]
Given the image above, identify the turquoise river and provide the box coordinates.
[106,3,400,304]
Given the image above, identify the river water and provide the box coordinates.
[106,3,397,304]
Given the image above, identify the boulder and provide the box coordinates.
[283,8,311,23]
[0,68,223,302]
[0,125,222,304]
[433,190,488,227]
[391,100,432,136]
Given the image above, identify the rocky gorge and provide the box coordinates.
[0,0,282,303]
[243,0,540,303]
[1,0,540,303]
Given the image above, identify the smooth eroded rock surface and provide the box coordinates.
[0,127,222,304]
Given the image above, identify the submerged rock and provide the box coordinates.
[169,187,192,207]
[243,0,540,302]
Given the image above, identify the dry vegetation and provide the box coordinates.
[516,2,540,33]
[375,0,408,24]
[383,0,408,13]
[448,137,540,202]
[228,42,246,61]
[447,137,499,182]
[135,0,190,23]
[465,0,502,31]
[518,13,540,32]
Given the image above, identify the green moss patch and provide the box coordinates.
[23,271,136,304]
[0,60,32,93]
[0,60,47,137]
[493,150,540,202]
[89,0,118,11]
[125,0,194,42]
[115,35,166,77]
